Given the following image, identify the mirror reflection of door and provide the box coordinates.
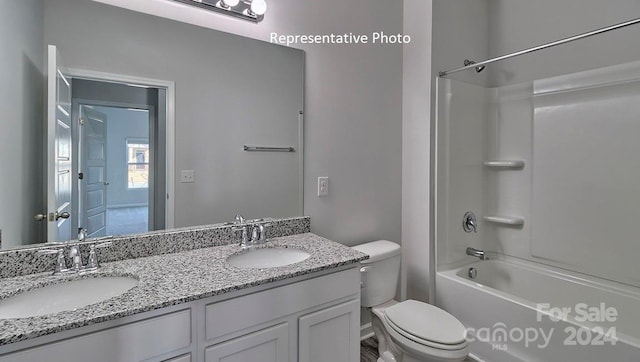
[77,105,153,237]
[79,106,108,238]
[45,45,73,242]
[73,79,163,237]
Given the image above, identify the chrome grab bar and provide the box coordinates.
[243,145,295,152]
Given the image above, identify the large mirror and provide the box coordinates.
[0,0,304,249]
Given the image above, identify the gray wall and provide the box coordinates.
[400,0,490,302]
[93,106,149,208]
[0,0,44,247]
[44,0,304,228]
[402,0,433,303]
[95,0,403,245]
[432,0,490,86]
[487,0,640,86]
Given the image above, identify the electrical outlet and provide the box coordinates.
[317,177,329,196]
[181,170,195,183]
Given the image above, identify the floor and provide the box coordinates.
[361,337,379,362]
[106,206,148,236]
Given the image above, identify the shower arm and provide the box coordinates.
[438,17,640,77]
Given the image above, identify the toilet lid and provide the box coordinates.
[384,300,467,345]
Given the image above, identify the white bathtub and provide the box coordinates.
[436,258,640,361]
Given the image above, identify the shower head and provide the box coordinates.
[464,59,486,73]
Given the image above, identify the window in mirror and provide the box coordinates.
[126,139,150,189]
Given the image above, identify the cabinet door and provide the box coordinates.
[204,323,289,362]
[0,309,191,362]
[298,299,360,362]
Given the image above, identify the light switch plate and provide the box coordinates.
[181,170,195,183]
[317,177,329,196]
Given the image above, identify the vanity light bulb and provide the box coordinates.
[250,0,267,15]
[222,0,239,7]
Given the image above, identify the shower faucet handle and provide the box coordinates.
[463,211,477,233]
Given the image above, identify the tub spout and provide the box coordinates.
[466,247,487,260]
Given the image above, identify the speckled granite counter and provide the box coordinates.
[0,216,311,279]
[0,233,368,346]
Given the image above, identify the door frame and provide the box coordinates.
[68,68,176,229]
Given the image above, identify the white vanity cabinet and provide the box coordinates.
[203,323,290,362]
[0,267,361,362]
[0,309,192,362]
[298,299,360,362]
[199,267,360,362]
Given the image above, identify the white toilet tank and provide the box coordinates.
[352,240,401,307]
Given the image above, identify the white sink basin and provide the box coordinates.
[0,276,139,319]
[227,247,311,268]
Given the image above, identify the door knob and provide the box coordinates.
[104,181,110,186]
[36,211,70,221]
[54,211,70,221]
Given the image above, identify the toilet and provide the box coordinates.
[353,240,469,362]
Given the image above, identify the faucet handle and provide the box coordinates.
[258,223,272,242]
[78,228,87,242]
[86,241,113,269]
[232,225,250,247]
[462,212,477,233]
[38,249,67,274]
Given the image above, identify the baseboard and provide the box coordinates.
[360,322,374,341]
[107,203,148,209]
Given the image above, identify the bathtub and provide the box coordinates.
[436,258,640,361]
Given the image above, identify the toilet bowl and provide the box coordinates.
[352,241,469,362]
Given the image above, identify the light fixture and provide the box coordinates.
[219,0,239,8]
[173,0,267,23]
[249,0,266,16]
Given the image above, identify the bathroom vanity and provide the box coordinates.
[0,221,367,362]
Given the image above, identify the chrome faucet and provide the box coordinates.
[78,228,87,242]
[85,242,113,270]
[233,222,272,249]
[69,244,83,272]
[233,225,251,248]
[38,249,67,274]
[38,240,113,275]
[466,247,487,260]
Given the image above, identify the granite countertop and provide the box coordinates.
[0,233,368,346]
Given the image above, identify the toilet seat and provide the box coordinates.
[371,300,469,361]
[382,318,469,362]
[384,314,468,351]
[383,300,468,350]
